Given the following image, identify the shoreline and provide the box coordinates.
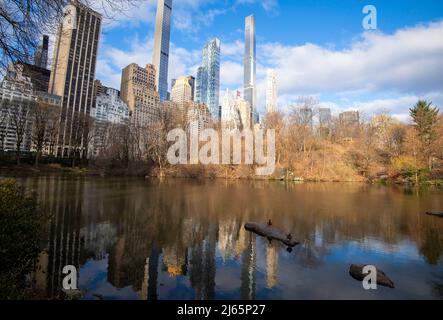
[1,163,442,187]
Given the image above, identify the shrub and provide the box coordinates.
[391,156,428,182]
[0,179,47,299]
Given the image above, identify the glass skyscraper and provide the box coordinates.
[152,0,172,102]
[196,38,221,120]
[244,15,257,124]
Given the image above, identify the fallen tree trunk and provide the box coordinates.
[425,211,443,217]
[349,264,395,288]
[244,222,299,247]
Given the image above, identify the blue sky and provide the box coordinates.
[95,0,443,120]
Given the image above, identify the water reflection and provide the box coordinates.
[18,177,443,299]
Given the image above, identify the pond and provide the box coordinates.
[16,176,443,299]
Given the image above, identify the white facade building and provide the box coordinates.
[89,87,129,158]
[237,98,251,130]
[171,76,192,107]
[266,69,278,114]
[220,89,251,130]
[0,78,34,152]
[1,67,61,154]
[221,89,241,130]
[91,87,129,123]
[187,102,211,133]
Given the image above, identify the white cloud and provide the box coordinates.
[96,34,200,90]
[250,20,443,118]
[261,21,443,96]
[222,40,244,58]
[220,61,243,86]
[235,0,279,15]
[97,16,443,121]
[92,1,157,30]
[100,0,280,32]
[100,0,226,33]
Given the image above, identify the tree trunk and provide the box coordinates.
[35,151,40,167]
[16,143,21,165]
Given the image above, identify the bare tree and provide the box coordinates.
[46,106,61,160]
[69,111,94,167]
[0,100,9,154]
[0,0,141,74]
[263,111,286,167]
[8,100,32,164]
[31,99,60,166]
[31,101,47,167]
[146,104,175,176]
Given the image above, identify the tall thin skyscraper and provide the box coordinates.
[34,35,49,69]
[244,15,256,124]
[196,38,220,119]
[266,69,277,113]
[152,0,172,102]
[49,2,101,157]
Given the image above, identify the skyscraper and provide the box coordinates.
[13,62,50,92]
[319,108,332,128]
[34,35,49,69]
[172,75,195,101]
[152,0,172,102]
[266,69,277,114]
[187,76,196,101]
[196,66,207,105]
[196,38,220,119]
[89,86,129,157]
[299,107,314,130]
[49,2,101,157]
[339,111,360,127]
[221,89,251,130]
[1,63,61,154]
[120,63,159,127]
[171,76,192,107]
[244,15,256,124]
[221,89,239,129]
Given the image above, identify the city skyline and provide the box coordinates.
[95,0,443,122]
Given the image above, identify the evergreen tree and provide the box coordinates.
[409,100,439,170]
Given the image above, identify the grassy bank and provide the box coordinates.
[1,162,442,188]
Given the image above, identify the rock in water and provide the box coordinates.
[349,264,395,288]
[244,222,299,247]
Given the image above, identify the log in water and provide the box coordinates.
[349,264,395,288]
[426,211,443,217]
[244,222,299,247]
